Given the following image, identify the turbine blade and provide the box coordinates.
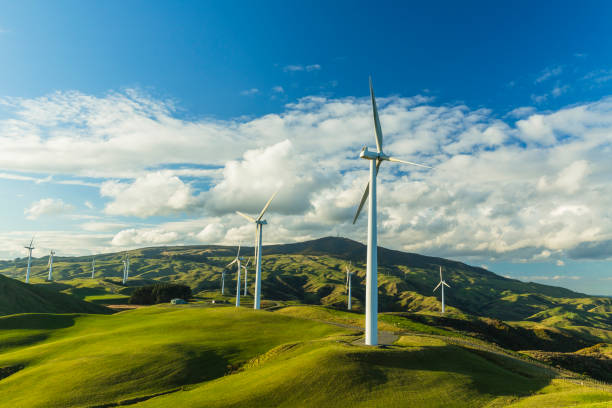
[370,76,383,153]
[257,190,279,221]
[433,281,442,292]
[352,160,381,224]
[352,183,369,224]
[236,211,256,223]
[443,282,451,288]
[387,156,432,169]
[237,244,241,257]
[226,259,237,268]
[440,266,443,281]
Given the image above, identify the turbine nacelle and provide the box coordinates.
[360,147,389,161]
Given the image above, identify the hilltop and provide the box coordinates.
[0,274,110,317]
[1,237,610,350]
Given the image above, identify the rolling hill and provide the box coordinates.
[0,305,610,407]
[1,237,610,351]
[0,274,110,317]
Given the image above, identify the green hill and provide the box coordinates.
[1,237,609,351]
[0,274,110,317]
[0,306,610,407]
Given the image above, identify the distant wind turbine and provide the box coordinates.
[24,237,35,283]
[242,258,251,296]
[352,77,432,346]
[91,256,95,279]
[345,262,353,311]
[433,266,451,313]
[236,190,279,310]
[122,253,130,285]
[47,250,55,281]
[225,245,244,307]
[221,269,226,295]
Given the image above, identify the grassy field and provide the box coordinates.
[0,305,610,407]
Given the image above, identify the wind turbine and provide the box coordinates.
[47,250,55,281]
[91,256,95,279]
[220,269,226,295]
[122,253,130,285]
[352,77,431,346]
[24,237,35,283]
[345,262,353,311]
[433,266,450,313]
[236,191,278,310]
[225,245,244,307]
[242,258,251,296]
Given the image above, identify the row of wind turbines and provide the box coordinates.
[22,238,130,285]
[18,77,452,346]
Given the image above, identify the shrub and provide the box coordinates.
[129,283,192,305]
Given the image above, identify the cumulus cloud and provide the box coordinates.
[3,88,612,266]
[535,66,563,83]
[111,228,179,246]
[101,171,201,217]
[24,198,74,220]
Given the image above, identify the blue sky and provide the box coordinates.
[1,1,612,295]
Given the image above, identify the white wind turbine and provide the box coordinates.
[91,256,95,279]
[242,258,251,296]
[345,262,353,311]
[220,269,226,295]
[433,266,450,313]
[47,250,55,281]
[352,77,432,346]
[122,253,130,285]
[225,245,244,307]
[236,191,278,310]
[24,237,35,283]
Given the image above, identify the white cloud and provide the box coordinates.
[3,88,612,265]
[24,198,74,220]
[283,64,321,72]
[535,66,563,83]
[111,228,180,246]
[272,86,284,93]
[240,88,259,96]
[551,84,569,97]
[81,222,129,232]
[101,171,201,217]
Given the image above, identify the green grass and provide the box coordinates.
[0,274,110,316]
[0,306,351,407]
[0,305,609,407]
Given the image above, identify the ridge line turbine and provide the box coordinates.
[47,250,55,281]
[236,190,279,310]
[24,236,35,283]
[352,77,432,346]
[91,256,95,279]
[433,266,450,313]
[345,262,353,311]
[225,245,244,307]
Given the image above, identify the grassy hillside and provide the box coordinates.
[0,274,110,317]
[0,306,609,407]
[1,237,609,349]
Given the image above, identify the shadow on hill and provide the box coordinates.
[0,313,78,330]
[350,345,552,398]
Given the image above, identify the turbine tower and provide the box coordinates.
[24,237,35,283]
[91,256,95,279]
[352,77,431,346]
[225,245,244,307]
[47,250,55,281]
[122,253,130,285]
[221,269,226,295]
[242,258,251,296]
[433,266,451,313]
[236,191,278,310]
[345,262,353,311]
